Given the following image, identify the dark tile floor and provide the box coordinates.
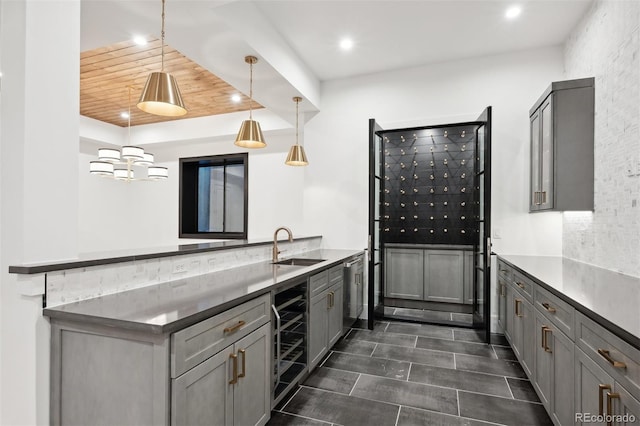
[268,320,553,426]
[384,306,474,326]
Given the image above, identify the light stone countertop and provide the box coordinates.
[43,249,363,334]
[499,255,640,349]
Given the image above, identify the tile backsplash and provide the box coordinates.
[46,237,321,307]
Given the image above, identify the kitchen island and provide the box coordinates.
[43,247,362,426]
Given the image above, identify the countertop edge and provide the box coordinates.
[43,249,364,334]
[498,255,640,351]
[10,235,322,275]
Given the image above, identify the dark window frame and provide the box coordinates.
[179,153,249,240]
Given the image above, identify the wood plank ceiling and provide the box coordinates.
[80,38,262,127]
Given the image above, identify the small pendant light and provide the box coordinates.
[234,56,266,148]
[285,97,308,166]
[137,0,187,117]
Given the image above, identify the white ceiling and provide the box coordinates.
[252,0,593,81]
[79,0,592,143]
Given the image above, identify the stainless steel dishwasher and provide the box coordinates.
[343,254,364,334]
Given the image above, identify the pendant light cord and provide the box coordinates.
[295,98,299,145]
[161,0,165,71]
[249,60,253,120]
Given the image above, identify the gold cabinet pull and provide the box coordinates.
[598,384,612,415]
[598,349,627,369]
[541,326,552,352]
[229,353,238,384]
[238,349,246,378]
[516,282,525,290]
[224,320,246,334]
[543,327,552,353]
[500,283,506,297]
[606,392,620,426]
[542,302,556,313]
[327,292,331,309]
[515,299,523,317]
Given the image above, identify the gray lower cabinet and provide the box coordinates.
[424,250,463,303]
[497,275,508,338]
[575,348,612,425]
[172,323,270,426]
[309,272,344,370]
[385,247,470,304]
[508,288,534,378]
[533,309,575,425]
[50,293,272,426]
[384,248,424,300]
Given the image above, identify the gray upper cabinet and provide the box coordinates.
[529,77,594,212]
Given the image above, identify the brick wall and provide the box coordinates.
[563,0,640,277]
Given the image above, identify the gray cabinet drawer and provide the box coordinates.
[512,270,534,302]
[329,265,343,285]
[497,259,512,282]
[576,312,640,402]
[171,293,270,378]
[310,270,329,297]
[534,285,575,340]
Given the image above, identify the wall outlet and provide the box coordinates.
[173,261,187,274]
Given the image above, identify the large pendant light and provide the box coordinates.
[137,0,187,117]
[285,96,309,166]
[234,56,266,148]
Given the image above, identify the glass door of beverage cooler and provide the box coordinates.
[368,119,384,330]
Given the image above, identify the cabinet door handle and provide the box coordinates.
[515,299,523,317]
[500,283,506,297]
[541,191,547,204]
[541,302,556,313]
[606,392,620,426]
[543,327,552,353]
[599,384,612,416]
[327,292,331,309]
[224,320,246,334]
[229,353,238,384]
[516,281,525,290]
[238,349,246,379]
[598,349,627,369]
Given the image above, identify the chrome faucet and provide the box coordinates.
[273,227,293,262]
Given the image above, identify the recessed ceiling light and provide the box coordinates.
[231,94,242,103]
[505,5,522,20]
[120,112,130,119]
[133,35,148,46]
[339,38,354,51]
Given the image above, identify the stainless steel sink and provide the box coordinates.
[274,258,325,266]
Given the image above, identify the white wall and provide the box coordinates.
[563,0,640,277]
[302,46,566,255]
[0,1,80,424]
[78,133,306,252]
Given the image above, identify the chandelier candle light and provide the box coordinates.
[285,96,308,166]
[89,88,169,181]
[137,0,187,117]
[234,55,266,148]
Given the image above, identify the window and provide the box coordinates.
[179,153,248,239]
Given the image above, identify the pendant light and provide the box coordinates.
[137,0,187,117]
[285,97,309,166]
[234,56,266,148]
[90,87,168,182]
